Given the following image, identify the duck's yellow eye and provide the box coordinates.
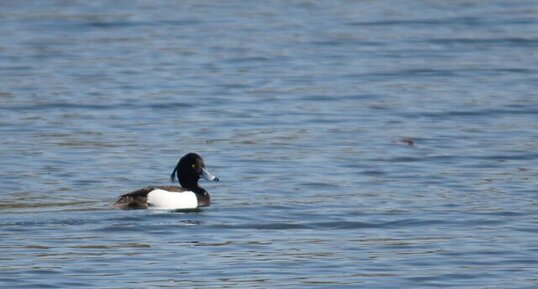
[192,164,195,168]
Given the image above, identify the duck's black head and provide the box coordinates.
[170,153,219,194]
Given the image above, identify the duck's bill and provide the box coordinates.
[201,167,219,181]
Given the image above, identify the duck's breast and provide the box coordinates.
[146,189,198,210]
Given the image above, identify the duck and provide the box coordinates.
[114,153,219,210]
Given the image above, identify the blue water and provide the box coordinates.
[1,1,537,288]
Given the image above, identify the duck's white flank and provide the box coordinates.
[146,189,198,210]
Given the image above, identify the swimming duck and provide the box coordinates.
[114,153,219,210]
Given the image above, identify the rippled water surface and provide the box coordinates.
[1,1,537,288]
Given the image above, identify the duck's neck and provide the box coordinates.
[182,181,206,195]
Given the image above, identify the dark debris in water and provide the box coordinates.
[401,138,415,146]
